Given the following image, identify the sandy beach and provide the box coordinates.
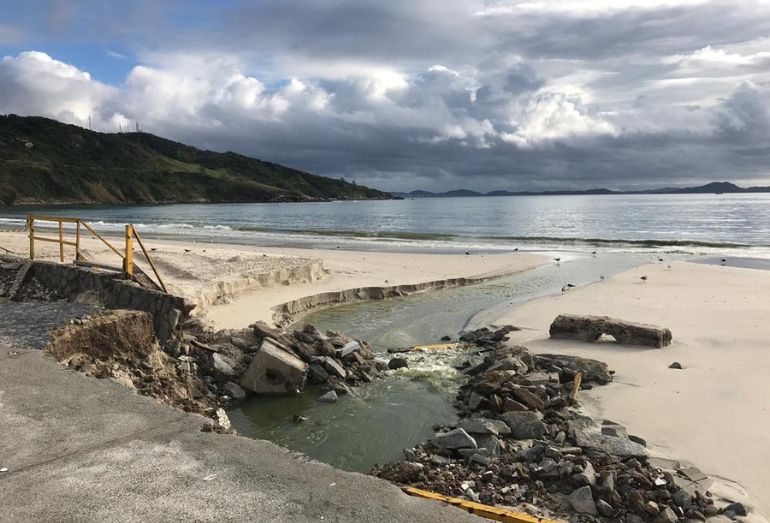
[4,225,768,517]
[0,229,545,328]
[485,260,770,518]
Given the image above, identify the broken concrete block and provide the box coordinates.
[239,338,308,395]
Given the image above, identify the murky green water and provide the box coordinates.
[227,251,672,472]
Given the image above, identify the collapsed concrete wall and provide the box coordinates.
[13,258,192,341]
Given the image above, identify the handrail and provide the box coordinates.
[26,215,166,293]
[131,226,167,293]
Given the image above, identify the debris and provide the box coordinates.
[549,314,672,348]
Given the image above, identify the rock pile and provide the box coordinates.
[245,321,385,397]
[373,326,735,522]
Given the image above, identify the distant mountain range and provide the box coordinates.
[392,181,770,198]
[0,115,390,205]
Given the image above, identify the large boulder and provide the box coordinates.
[431,428,477,450]
[239,338,308,394]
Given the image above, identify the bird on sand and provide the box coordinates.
[184,248,191,253]
[721,258,727,265]
[591,251,597,255]
[640,275,648,283]
[658,257,664,262]
[554,257,561,265]
[600,274,605,281]
[566,283,576,288]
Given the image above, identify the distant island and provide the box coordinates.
[392,181,770,198]
[0,115,390,205]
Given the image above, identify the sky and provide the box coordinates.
[1,0,770,192]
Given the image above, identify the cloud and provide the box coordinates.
[1,1,770,191]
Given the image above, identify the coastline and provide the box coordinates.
[3,223,768,518]
[486,261,770,518]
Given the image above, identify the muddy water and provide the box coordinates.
[227,251,668,472]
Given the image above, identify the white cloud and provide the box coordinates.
[502,90,617,147]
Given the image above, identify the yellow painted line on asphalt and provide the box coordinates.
[403,487,563,523]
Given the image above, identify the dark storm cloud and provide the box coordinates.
[1,0,770,191]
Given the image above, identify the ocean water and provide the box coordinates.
[1,193,770,253]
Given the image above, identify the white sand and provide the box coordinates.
[205,247,545,328]
[489,261,770,517]
[0,229,544,328]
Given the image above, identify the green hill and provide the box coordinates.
[0,115,390,205]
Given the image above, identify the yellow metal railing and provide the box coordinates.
[26,215,167,293]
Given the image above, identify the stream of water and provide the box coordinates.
[227,251,660,472]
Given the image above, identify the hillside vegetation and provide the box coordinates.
[0,115,389,205]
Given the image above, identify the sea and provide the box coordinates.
[2,193,770,255]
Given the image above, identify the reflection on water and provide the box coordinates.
[228,251,678,472]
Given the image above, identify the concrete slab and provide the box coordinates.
[0,345,481,522]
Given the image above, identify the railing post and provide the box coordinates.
[124,224,133,277]
[28,217,34,260]
[75,220,81,260]
[58,221,64,262]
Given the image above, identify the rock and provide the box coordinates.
[467,391,486,410]
[322,357,347,379]
[656,507,678,523]
[317,390,338,403]
[211,353,237,378]
[215,408,231,431]
[388,357,408,370]
[432,428,477,450]
[596,499,614,517]
[567,485,597,515]
[679,465,707,482]
[457,418,500,435]
[601,425,627,438]
[308,363,330,383]
[475,435,501,455]
[250,320,282,341]
[723,502,747,517]
[339,341,361,358]
[501,397,528,412]
[224,381,246,400]
[572,460,596,486]
[501,411,546,440]
[511,386,546,410]
[645,501,660,516]
[239,338,308,395]
[549,313,672,348]
[668,361,684,369]
[574,429,648,458]
[628,434,647,447]
[536,354,614,384]
[440,335,452,341]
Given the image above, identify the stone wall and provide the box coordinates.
[26,260,192,341]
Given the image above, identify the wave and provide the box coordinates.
[481,235,762,249]
[1,215,765,251]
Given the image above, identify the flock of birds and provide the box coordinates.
[556,252,729,294]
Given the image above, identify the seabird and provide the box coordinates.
[658,258,664,262]
[184,248,191,253]
[554,257,561,265]
[721,258,727,265]
[561,285,567,293]
[600,274,605,281]
[640,275,648,283]
[566,283,576,288]
[591,251,597,255]
[667,264,671,270]
[465,251,470,255]
[514,247,519,251]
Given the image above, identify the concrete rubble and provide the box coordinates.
[549,314,673,348]
[373,325,751,522]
